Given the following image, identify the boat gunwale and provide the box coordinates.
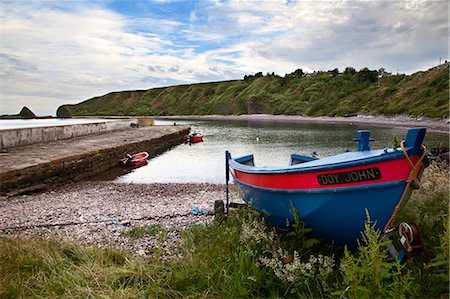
[133,152,149,160]
[229,147,414,174]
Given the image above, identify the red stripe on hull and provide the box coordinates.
[232,157,417,190]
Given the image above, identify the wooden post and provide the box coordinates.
[214,200,225,222]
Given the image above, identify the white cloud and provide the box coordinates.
[202,0,447,74]
[0,0,447,115]
[0,2,180,114]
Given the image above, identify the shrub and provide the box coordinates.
[334,210,412,298]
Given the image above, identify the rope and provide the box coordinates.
[193,183,213,204]
[190,183,214,214]
[383,140,427,232]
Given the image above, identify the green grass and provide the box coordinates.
[120,224,165,239]
[58,66,449,119]
[1,165,448,298]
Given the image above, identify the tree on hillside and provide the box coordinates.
[283,69,305,86]
[284,68,304,79]
[19,106,36,119]
[328,68,339,77]
[343,67,356,76]
[266,72,281,79]
[356,67,378,83]
[290,69,304,78]
[244,72,264,82]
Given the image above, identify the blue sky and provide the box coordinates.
[1,0,448,115]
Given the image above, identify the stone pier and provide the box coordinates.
[0,125,189,196]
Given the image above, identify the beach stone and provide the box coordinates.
[0,181,236,258]
[119,220,131,226]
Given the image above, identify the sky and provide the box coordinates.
[1,0,448,116]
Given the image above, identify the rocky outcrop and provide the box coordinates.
[19,106,36,119]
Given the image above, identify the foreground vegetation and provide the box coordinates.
[1,164,448,298]
[60,65,449,119]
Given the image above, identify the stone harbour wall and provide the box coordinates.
[0,126,190,196]
[0,119,140,150]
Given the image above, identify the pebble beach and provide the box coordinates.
[0,182,241,257]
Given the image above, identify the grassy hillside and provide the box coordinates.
[61,65,449,119]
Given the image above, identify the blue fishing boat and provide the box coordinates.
[226,128,428,246]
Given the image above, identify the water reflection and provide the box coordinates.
[113,119,448,184]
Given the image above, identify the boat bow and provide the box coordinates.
[226,128,427,245]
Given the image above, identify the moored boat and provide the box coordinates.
[226,128,428,246]
[121,151,149,168]
[184,132,204,144]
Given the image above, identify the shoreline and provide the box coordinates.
[4,114,447,133]
[0,181,233,257]
[156,114,449,134]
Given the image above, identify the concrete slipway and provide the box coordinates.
[0,125,190,196]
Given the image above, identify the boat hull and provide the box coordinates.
[227,128,427,246]
[234,178,408,245]
[184,135,203,143]
[126,159,148,168]
[121,152,149,168]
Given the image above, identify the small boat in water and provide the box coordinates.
[121,152,149,168]
[184,132,204,144]
[226,128,428,246]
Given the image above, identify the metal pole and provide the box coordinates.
[225,151,230,214]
